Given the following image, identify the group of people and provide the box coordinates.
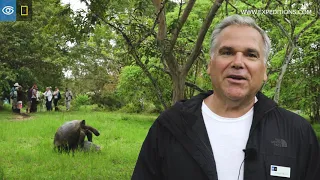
[10,83,73,113]
[36,86,62,112]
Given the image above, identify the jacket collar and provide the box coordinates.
[180,91,277,133]
[161,91,217,179]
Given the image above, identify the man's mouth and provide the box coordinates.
[227,75,247,80]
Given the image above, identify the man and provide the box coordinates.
[53,87,61,111]
[30,84,38,113]
[10,83,19,112]
[132,15,320,180]
[65,88,73,111]
[43,87,53,111]
[16,85,24,114]
[26,85,33,113]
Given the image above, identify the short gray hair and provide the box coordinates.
[209,15,271,63]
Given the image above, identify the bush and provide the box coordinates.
[143,102,163,114]
[90,92,123,111]
[118,102,142,113]
[73,94,91,110]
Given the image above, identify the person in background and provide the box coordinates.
[65,88,73,111]
[52,87,61,111]
[16,85,24,114]
[30,84,38,113]
[10,83,19,112]
[36,87,44,112]
[132,15,320,180]
[43,87,53,111]
[26,85,33,113]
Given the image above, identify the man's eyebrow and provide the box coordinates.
[247,48,259,53]
[218,46,233,52]
[247,48,260,56]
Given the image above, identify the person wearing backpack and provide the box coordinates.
[53,87,61,111]
[10,83,19,112]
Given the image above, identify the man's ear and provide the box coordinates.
[264,72,267,82]
[207,59,213,75]
[263,65,268,82]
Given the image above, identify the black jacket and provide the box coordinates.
[132,91,320,180]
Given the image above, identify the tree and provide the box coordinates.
[0,0,74,95]
[78,0,224,109]
[239,0,319,104]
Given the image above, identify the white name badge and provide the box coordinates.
[270,165,291,178]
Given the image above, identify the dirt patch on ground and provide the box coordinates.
[11,113,33,121]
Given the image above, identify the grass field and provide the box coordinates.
[0,108,157,180]
[1,106,319,180]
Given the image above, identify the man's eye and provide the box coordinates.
[221,51,232,55]
[248,53,258,58]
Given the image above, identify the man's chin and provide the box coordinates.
[224,91,247,101]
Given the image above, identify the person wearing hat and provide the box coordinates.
[16,85,24,113]
[10,83,19,112]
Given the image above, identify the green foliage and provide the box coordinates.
[1,0,318,121]
[73,94,91,109]
[0,0,74,93]
[118,102,143,113]
[91,92,123,111]
[117,65,171,112]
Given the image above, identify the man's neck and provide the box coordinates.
[204,93,255,118]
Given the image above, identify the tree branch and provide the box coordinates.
[84,0,169,109]
[264,0,272,10]
[294,16,319,43]
[169,0,196,52]
[152,0,168,41]
[177,0,183,24]
[228,2,238,14]
[185,81,205,93]
[182,0,224,75]
[239,0,293,45]
[151,65,170,75]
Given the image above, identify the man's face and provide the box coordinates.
[207,25,267,101]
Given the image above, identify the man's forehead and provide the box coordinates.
[215,25,264,52]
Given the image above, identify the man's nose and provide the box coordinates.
[231,52,244,69]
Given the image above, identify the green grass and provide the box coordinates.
[1,106,319,180]
[0,109,156,180]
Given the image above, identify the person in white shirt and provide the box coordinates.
[132,15,320,180]
[43,87,53,111]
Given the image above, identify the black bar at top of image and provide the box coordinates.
[16,0,32,21]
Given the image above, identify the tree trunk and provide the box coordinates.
[165,0,223,104]
[152,0,166,41]
[273,45,295,104]
[171,71,187,104]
